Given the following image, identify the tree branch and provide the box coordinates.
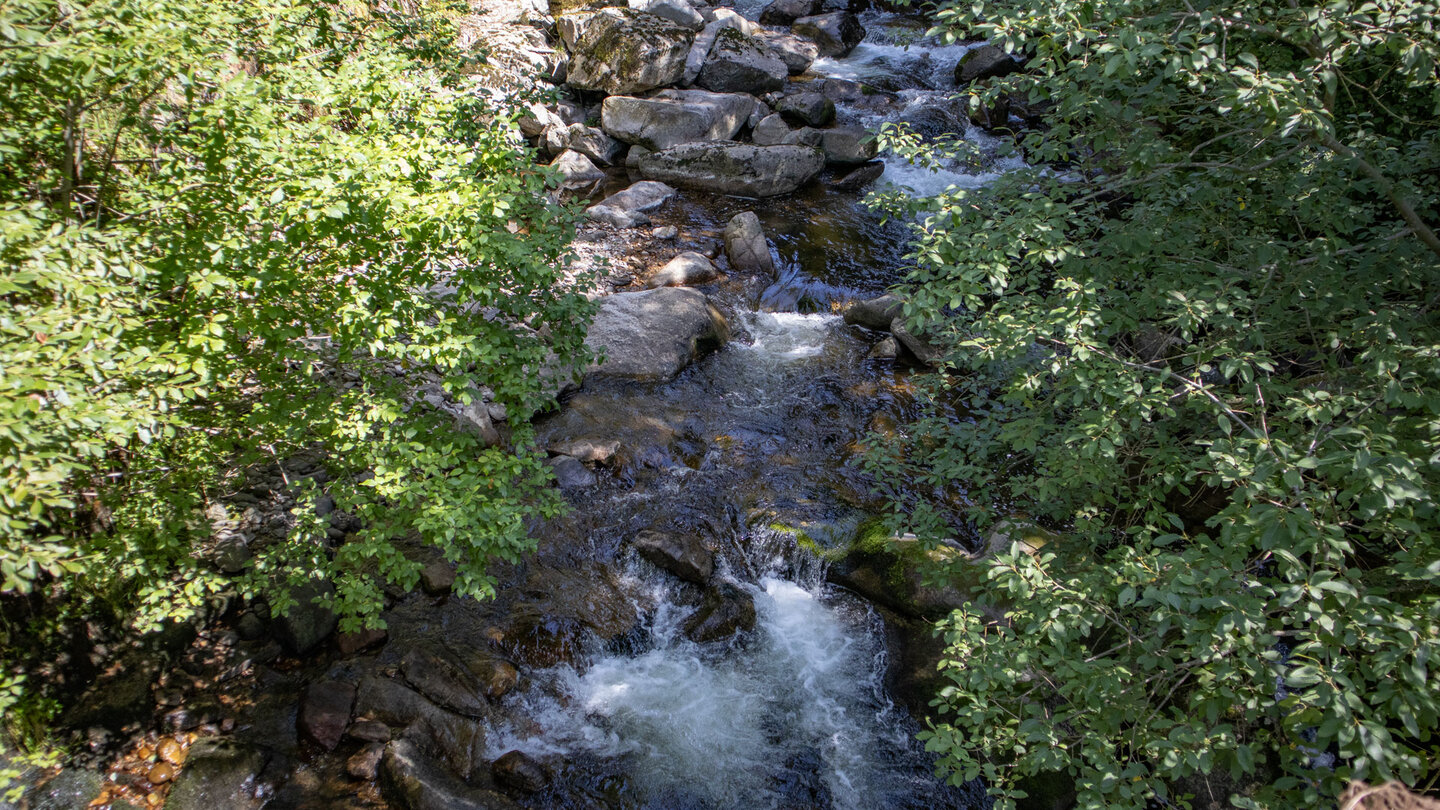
[1320,135,1440,262]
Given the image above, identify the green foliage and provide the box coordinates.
[0,0,591,769]
[866,0,1440,806]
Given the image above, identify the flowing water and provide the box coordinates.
[483,8,1023,808]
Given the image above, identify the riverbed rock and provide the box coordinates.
[844,294,904,330]
[401,645,491,718]
[380,738,521,810]
[759,0,821,25]
[697,28,787,94]
[347,743,386,781]
[164,738,270,810]
[548,149,606,189]
[776,92,835,127]
[587,205,650,228]
[889,316,946,365]
[495,565,640,667]
[559,8,695,94]
[274,581,337,656]
[491,751,549,794]
[548,454,598,489]
[868,335,899,358]
[595,180,677,214]
[24,768,103,810]
[299,680,357,751]
[955,43,1023,84]
[584,287,728,380]
[541,123,624,165]
[637,141,825,197]
[601,90,755,152]
[420,561,456,595]
[647,251,719,288]
[751,113,793,146]
[820,127,878,164]
[723,211,774,274]
[632,529,714,584]
[792,12,865,58]
[683,582,757,642]
[337,626,389,655]
[354,676,490,780]
[548,438,621,464]
[627,0,704,30]
[758,31,819,75]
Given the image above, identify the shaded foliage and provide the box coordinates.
[0,0,591,778]
[866,0,1440,806]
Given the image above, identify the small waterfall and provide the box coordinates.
[483,564,973,810]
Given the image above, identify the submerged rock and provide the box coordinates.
[829,160,885,190]
[559,8,695,94]
[723,211,774,274]
[637,141,825,197]
[491,750,549,794]
[683,581,757,642]
[164,738,270,810]
[601,90,755,151]
[381,738,521,810]
[632,529,715,584]
[584,287,729,381]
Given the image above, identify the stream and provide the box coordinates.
[486,9,1019,808]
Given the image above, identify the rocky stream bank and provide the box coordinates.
[8,0,1051,807]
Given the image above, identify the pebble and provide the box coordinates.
[146,762,176,784]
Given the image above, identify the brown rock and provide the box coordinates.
[491,750,548,794]
[346,743,385,781]
[419,561,456,596]
[299,680,357,751]
[336,626,388,656]
[147,762,176,784]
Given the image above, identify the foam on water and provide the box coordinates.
[484,576,948,809]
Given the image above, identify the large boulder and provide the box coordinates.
[541,123,623,166]
[584,287,729,381]
[776,92,835,127]
[792,12,865,58]
[632,529,715,584]
[627,0,704,30]
[955,44,1023,83]
[759,0,821,25]
[723,211,774,274]
[646,251,719,288]
[697,28,787,94]
[637,141,825,197]
[759,32,819,75]
[559,8,695,94]
[820,127,878,164]
[601,90,755,151]
[751,113,793,146]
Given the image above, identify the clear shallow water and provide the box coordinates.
[494,10,1026,808]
